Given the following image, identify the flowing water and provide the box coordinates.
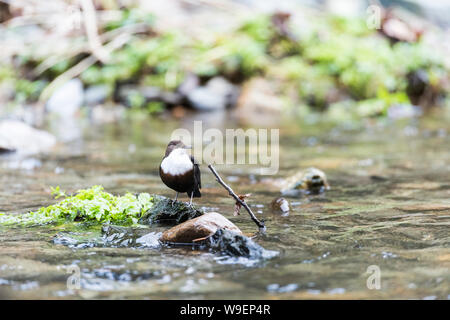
[0,110,449,299]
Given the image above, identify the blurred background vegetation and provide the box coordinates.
[0,0,449,123]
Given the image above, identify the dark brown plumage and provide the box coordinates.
[159,140,201,205]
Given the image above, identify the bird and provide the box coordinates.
[159,140,201,207]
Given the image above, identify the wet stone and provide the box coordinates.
[270,197,291,216]
[101,225,161,248]
[187,77,238,111]
[117,85,182,107]
[84,84,111,106]
[0,120,56,155]
[46,78,83,117]
[53,226,162,249]
[281,167,330,196]
[387,104,422,119]
[160,212,277,259]
[160,212,242,243]
[139,195,204,226]
[53,232,101,249]
[200,228,278,259]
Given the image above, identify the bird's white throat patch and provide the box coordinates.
[161,148,193,176]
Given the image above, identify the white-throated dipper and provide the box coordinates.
[159,140,201,206]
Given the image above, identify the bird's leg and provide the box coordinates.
[188,191,194,207]
[172,192,179,207]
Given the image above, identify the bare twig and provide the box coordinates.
[38,33,130,102]
[34,22,149,75]
[80,0,109,63]
[208,164,266,232]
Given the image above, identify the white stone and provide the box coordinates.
[0,120,56,155]
[46,78,83,117]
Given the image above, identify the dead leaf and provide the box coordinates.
[234,193,251,216]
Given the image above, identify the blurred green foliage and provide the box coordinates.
[2,9,448,118]
[104,9,155,31]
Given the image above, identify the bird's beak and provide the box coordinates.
[184,145,192,149]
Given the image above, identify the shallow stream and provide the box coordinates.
[0,111,449,299]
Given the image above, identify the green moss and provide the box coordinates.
[192,33,268,80]
[328,15,373,36]
[0,186,154,226]
[14,79,47,102]
[139,195,203,225]
[127,90,146,108]
[146,101,164,114]
[239,15,273,43]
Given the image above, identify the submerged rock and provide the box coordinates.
[270,197,290,216]
[0,120,56,155]
[139,195,204,226]
[101,225,161,248]
[281,167,330,196]
[160,212,241,243]
[53,226,161,249]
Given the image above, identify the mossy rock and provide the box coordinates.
[138,195,204,226]
[281,167,330,196]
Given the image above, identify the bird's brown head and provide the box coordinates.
[164,140,190,157]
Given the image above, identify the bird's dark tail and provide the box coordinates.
[189,188,201,198]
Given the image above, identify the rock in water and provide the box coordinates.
[117,84,183,107]
[281,167,330,196]
[380,9,423,43]
[160,213,277,259]
[177,73,200,97]
[139,195,204,225]
[387,104,422,119]
[0,120,56,155]
[202,228,275,259]
[84,84,111,106]
[46,78,83,117]
[55,214,277,259]
[101,225,161,248]
[54,226,161,249]
[187,77,238,111]
[187,87,225,111]
[270,197,290,216]
[235,77,284,126]
[160,212,241,243]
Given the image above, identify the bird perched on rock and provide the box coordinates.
[159,140,201,206]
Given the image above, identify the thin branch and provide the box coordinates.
[80,0,109,63]
[208,164,266,232]
[34,23,149,76]
[38,33,131,102]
